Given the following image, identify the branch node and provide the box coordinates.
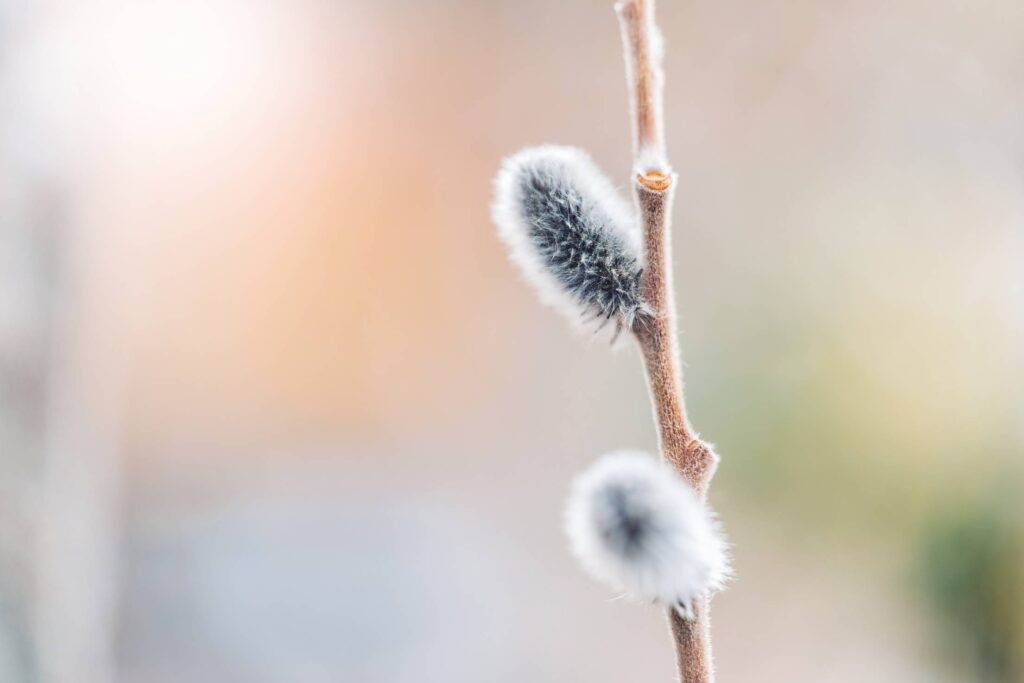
[637,170,672,191]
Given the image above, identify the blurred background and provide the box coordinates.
[1,0,1022,681]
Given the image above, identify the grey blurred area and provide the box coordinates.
[1,0,1022,681]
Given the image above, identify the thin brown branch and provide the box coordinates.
[616,0,667,172]
[669,598,713,682]
[632,181,717,495]
[618,1,719,681]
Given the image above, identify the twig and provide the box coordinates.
[617,1,719,680]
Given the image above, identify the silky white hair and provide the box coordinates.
[491,145,649,334]
[565,451,730,617]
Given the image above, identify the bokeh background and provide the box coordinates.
[2,0,1022,681]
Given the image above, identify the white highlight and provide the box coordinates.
[565,451,730,617]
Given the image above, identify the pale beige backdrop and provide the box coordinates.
[1,0,1022,681]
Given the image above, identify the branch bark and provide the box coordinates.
[617,1,719,680]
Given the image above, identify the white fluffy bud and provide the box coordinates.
[565,451,730,617]
[491,145,649,333]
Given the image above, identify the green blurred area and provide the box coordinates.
[914,486,1023,681]
[695,312,1023,679]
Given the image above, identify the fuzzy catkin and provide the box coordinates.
[492,146,649,331]
[565,451,730,617]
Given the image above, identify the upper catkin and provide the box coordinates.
[492,146,649,331]
[565,451,730,617]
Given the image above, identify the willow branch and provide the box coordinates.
[618,1,719,681]
[616,0,667,173]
